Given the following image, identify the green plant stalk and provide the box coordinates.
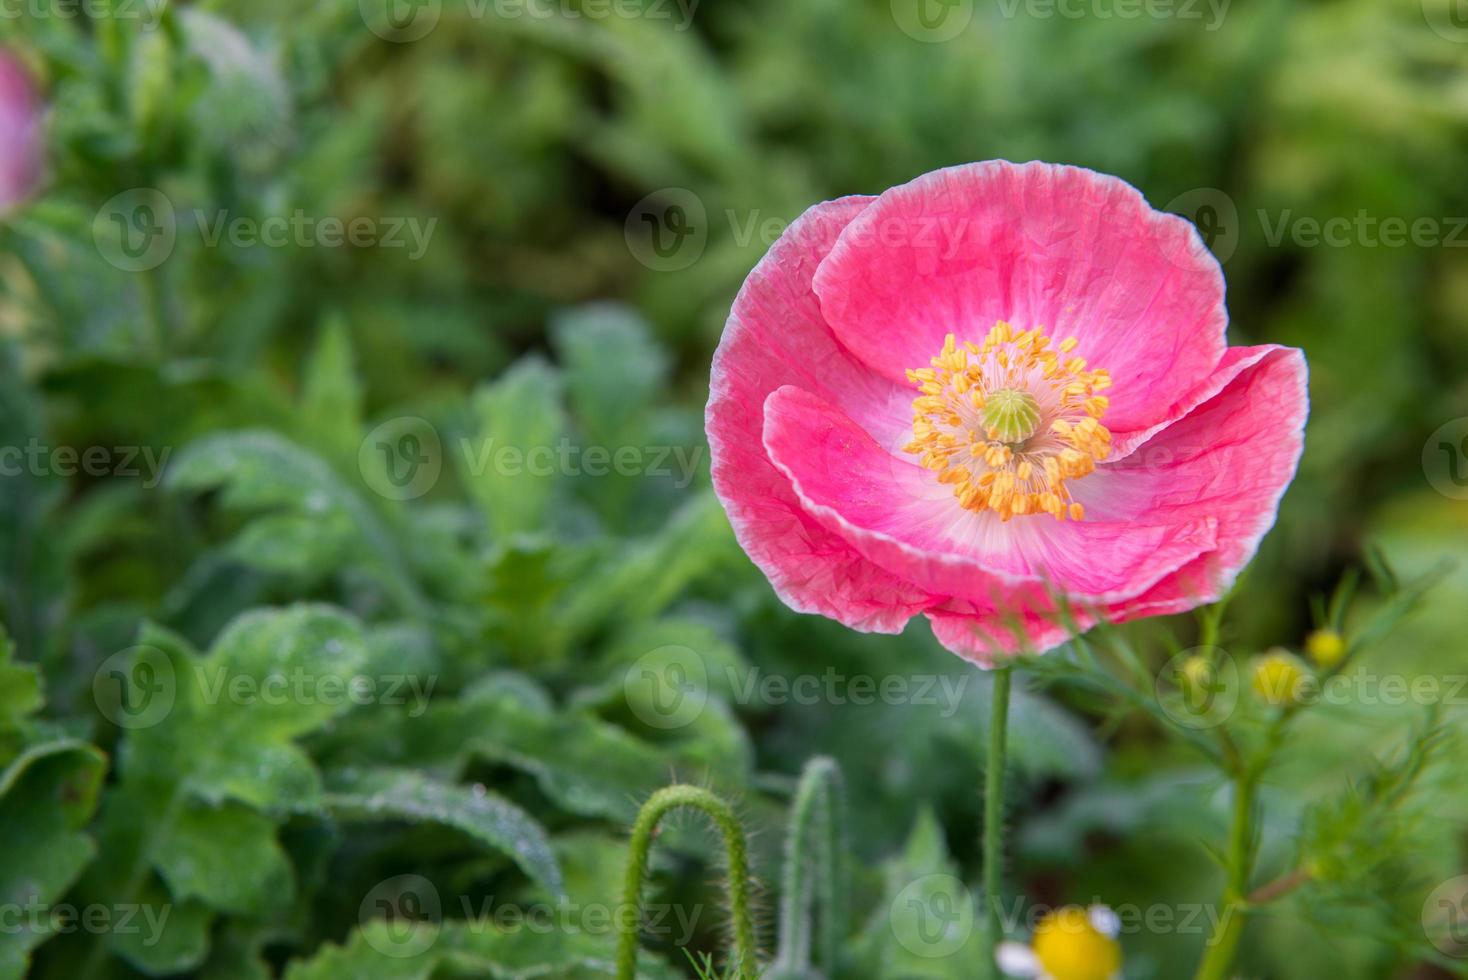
[615,785,758,980]
[1192,767,1256,980]
[773,756,846,975]
[982,667,1013,980]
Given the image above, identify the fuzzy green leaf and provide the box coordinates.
[325,767,565,898]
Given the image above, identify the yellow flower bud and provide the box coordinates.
[1177,654,1215,697]
[1031,906,1122,980]
[1250,649,1311,707]
[1305,629,1346,669]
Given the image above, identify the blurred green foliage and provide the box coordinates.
[0,0,1466,977]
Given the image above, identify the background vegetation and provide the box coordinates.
[1,0,1466,977]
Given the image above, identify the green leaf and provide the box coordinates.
[227,511,355,579]
[155,802,293,915]
[1005,681,1103,780]
[167,431,424,612]
[850,809,983,978]
[461,357,568,541]
[325,767,565,898]
[106,880,213,977]
[558,492,735,646]
[0,628,43,748]
[298,313,365,465]
[0,342,64,667]
[404,689,747,825]
[551,304,668,451]
[201,604,373,738]
[0,740,108,979]
[122,606,371,813]
[199,924,273,980]
[284,920,682,980]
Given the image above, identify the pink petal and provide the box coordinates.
[706,197,937,633]
[812,160,1227,441]
[761,384,1216,607]
[920,345,1306,661]
[1090,344,1309,616]
[926,603,1085,668]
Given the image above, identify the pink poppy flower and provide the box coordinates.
[706,161,1307,666]
[0,50,43,212]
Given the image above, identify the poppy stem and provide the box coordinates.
[983,666,1013,978]
[615,785,758,980]
[1192,767,1258,980]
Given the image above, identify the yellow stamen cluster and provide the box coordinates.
[902,322,1113,521]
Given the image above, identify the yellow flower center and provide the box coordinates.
[1032,907,1122,980]
[902,323,1112,521]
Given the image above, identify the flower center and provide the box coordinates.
[982,388,1042,443]
[1031,907,1122,980]
[902,322,1113,521]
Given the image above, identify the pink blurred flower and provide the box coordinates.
[706,161,1307,666]
[0,50,43,212]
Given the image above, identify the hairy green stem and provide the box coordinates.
[615,785,757,980]
[982,667,1013,979]
[773,756,846,975]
